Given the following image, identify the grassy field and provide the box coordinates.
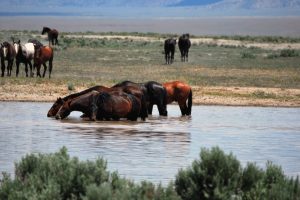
[0,30,300,105]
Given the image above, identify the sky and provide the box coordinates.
[0,0,300,17]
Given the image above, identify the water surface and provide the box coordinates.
[0,102,299,184]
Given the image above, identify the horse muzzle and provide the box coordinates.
[55,114,62,120]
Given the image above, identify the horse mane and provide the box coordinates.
[62,85,105,101]
[42,27,51,34]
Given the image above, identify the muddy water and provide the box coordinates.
[0,102,300,184]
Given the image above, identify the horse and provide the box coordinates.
[164,38,176,64]
[48,85,148,120]
[28,39,44,48]
[55,90,99,120]
[33,45,53,78]
[178,34,191,62]
[113,80,168,116]
[13,40,35,77]
[93,91,141,121]
[163,81,192,116]
[0,41,16,77]
[42,27,59,46]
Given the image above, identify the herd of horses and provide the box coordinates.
[0,27,58,78]
[48,80,193,121]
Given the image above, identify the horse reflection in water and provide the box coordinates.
[55,90,141,121]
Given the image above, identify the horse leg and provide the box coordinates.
[42,63,47,78]
[179,102,188,116]
[55,37,59,45]
[171,50,174,64]
[165,53,168,64]
[16,61,20,77]
[1,60,5,77]
[148,103,154,115]
[48,58,53,79]
[25,62,29,77]
[36,64,41,77]
[28,61,34,77]
[6,61,10,76]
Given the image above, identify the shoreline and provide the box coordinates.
[1,83,299,107]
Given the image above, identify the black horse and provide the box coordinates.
[113,81,168,116]
[28,39,44,48]
[42,27,59,46]
[178,34,191,62]
[1,41,16,77]
[164,38,176,64]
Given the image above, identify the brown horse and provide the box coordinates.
[1,41,16,77]
[48,85,148,120]
[163,81,192,116]
[42,27,59,46]
[55,90,99,120]
[33,45,53,78]
[93,91,141,121]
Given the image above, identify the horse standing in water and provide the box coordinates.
[178,34,191,62]
[13,40,35,77]
[113,80,168,116]
[33,45,53,78]
[48,85,148,120]
[0,42,16,77]
[164,38,176,64]
[55,91,100,120]
[163,81,192,116]
[93,91,141,121]
[42,27,59,46]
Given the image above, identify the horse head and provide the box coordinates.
[55,99,71,119]
[47,97,64,117]
[13,39,21,54]
[42,27,51,35]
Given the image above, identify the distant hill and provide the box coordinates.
[208,0,300,9]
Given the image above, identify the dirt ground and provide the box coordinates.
[1,83,299,107]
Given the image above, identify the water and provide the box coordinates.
[0,102,300,185]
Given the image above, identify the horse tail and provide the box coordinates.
[140,94,148,121]
[187,89,192,115]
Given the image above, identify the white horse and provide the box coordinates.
[13,40,35,77]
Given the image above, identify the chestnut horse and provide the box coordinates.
[42,27,59,46]
[48,85,148,120]
[1,41,16,77]
[93,91,141,121]
[163,81,192,116]
[55,90,99,120]
[33,45,53,78]
[113,80,168,116]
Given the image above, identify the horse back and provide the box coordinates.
[163,81,191,103]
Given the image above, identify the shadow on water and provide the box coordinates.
[0,102,300,185]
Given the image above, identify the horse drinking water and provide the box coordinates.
[42,27,59,46]
[0,42,16,77]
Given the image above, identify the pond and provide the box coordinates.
[0,102,300,185]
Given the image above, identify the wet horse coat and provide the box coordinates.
[163,81,192,116]
[48,85,148,120]
[1,42,16,77]
[113,80,168,116]
[55,90,100,120]
[93,91,141,121]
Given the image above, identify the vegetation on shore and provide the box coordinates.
[1,147,299,199]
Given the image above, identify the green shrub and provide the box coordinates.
[280,49,299,57]
[1,147,300,200]
[67,82,75,91]
[241,52,256,59]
